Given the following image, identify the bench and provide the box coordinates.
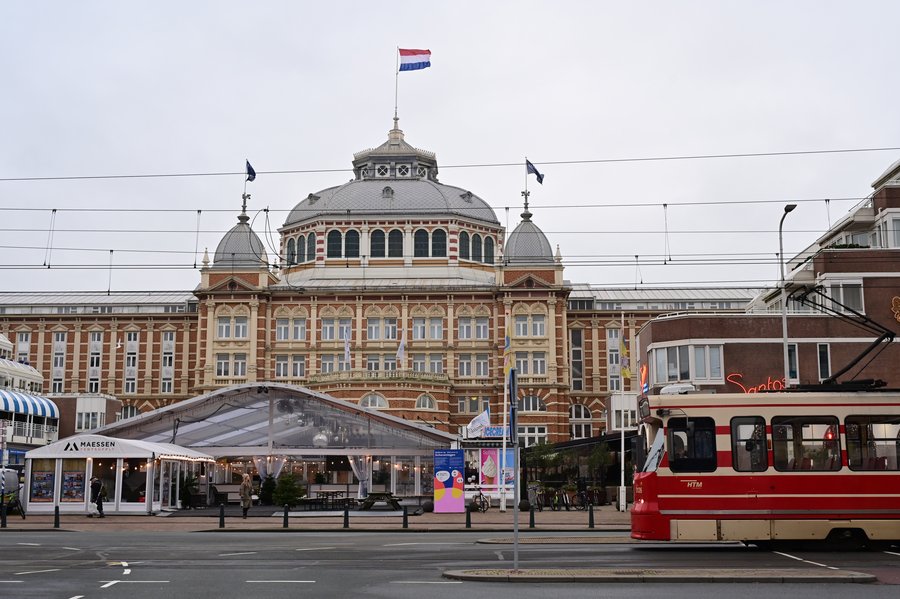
[358,491,402,511]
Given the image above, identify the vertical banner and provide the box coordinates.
[508,369,518,445]
[433,449,465,513]
[480,448,499,486]
[501,448,515,486]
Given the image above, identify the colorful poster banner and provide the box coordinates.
[480,448,514,487]
[30,471,54,502]
[433,449,465,513]
[61,471,86,502]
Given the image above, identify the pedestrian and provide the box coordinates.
[239,473,253,519]
[89,476,105,518]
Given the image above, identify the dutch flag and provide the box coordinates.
[399,48,431,71]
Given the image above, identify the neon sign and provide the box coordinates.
[726,372,787,393]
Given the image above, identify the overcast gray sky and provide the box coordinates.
[3,1,899,293]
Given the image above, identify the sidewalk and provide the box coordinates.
[0,503,631,533]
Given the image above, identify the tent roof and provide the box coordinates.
[26,434,212,461]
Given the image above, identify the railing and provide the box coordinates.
[308,369,449,384]
[2,422,58,444]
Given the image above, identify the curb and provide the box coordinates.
[441,568,878,583]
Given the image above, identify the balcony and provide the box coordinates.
[308,369,449,385]
[1,422,58,445]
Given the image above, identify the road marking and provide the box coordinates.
[123,569,131,575]
[17,542,41,546]
[495,550,504,560]
[774,551,803,562]
[100,581,169,588]
[392,581,463,584]
[0,581,24,583]
[62,547,81,551]
[68,596,85,599]
[383,542,469,546]
[774,551,838,570]
[219,551,257,556]
[247,580,315,583]
[295,546,336,551]
[885,551,900,557]
[14,569,60,575]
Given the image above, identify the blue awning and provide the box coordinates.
[0,390,59,419]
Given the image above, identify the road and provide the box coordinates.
[1,531,899,598]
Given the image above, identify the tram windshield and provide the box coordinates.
[641,428,665,473]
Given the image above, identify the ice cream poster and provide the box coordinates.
[433,449,465,513]
[481,448,515,487]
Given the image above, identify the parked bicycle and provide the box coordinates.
[571,489,591,511]
[3,489,26,520]
[527,483,544,511]
[468,477,490,513]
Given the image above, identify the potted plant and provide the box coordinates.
[273,472,305,508]
[178,472,199,509]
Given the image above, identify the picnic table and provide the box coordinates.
[315,490,346,510]
[358,491,402,511]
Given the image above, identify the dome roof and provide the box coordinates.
[505,208,553,264]
[213,213,268,268]
[283,120,499,228]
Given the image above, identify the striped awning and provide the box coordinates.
[0,390,59,419]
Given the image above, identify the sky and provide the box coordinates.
[3,1,900,293]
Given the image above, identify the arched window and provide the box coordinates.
[285,238,296,265]
[471,234,483,262]
[297,235,306,263]
[414,229,429,257]
[415,394,437,410]
[521,395,547,412]
[345,230,360,258]
[432,229,447,257]
[370,230,386,258]
[388,229,404,257]
[327,230,342,258]
[483,237,494,264]
[121,404,140,419]
[306,233,316,261]
[569,404,593,439]
[360,393,389,409]
[459,231,470,260]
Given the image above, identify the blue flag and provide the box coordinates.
[526,159,544,184]
[246,160,256,182]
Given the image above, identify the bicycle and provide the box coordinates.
[3,490,26,520]
[468,479,490,513]
[527,484,543,512]
[571,490,591,511]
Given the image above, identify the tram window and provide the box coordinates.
[642,428,665,473]
[772,416,841,472]
[846,415,900,471]
[731,416,767,472]
[667,417,717,472]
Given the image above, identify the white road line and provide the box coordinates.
[774,551,838,570]
[774,551,804,561]
[123,569,131,575]
[68,596,85,599]
[247,580,315,583]
[14,569,61,575]
[17,543,41,546]
[62,547,81,551]
[383,542,469,546]
[219,551,257,556]
[295,546,336,551]
[0,581,24,583]
[885,551,900,557]
[391,581,463,584]
[100,581,169,588]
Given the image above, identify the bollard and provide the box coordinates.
[283,504,289,529]
[402,506,408,529]
[588,503,595,529]
[1,503,6,529]
[54,505,60,529]
[218,503,225,528]
[343,507,350,529]
[529,505,535,529]
[465,506,471,529]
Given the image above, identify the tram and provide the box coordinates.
[631,391,900,545]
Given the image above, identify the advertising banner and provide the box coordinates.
[480,448,515,487]
[433,449,465,513]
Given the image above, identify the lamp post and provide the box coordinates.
[779,204,797,389]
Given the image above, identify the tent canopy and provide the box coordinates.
[25,433,212,461]
[0,389,59,419]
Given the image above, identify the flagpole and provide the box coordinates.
[500,354,508,512]
[394,47,400,122]
[619,311,626,512]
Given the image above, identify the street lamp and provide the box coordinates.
[779,204,797,389]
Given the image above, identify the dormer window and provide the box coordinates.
[416,166,427,178]
[376,165,390,177]
[397,164,410,177]
[382,186,394,199]
[460,191,473,203]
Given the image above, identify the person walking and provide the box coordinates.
[88,476,105,518]
[239,473,253,519]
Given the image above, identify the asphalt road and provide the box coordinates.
[1,531,899,598]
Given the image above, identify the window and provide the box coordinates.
[693,345,722,381]
[231,316,246,338]
[521,395,547,412]
[306,233,315,261]
[161,354,174,369]
[412,353,426,372]
[360,393,388,409]
[52,379,63,394]
[846,415,900,471]
[275,355,289,377]
[517,425,547,447]
[76,412,100,431]
[337,318,351,342]
[216,354,230,377]
[16,331,31,363]
[827,282,863,313]
[570,404,592,439]
[515,315,529,337]
[474,317,488,339]
[414,229,429,257]
[458,396,490,413]
[731,417,767,472]
[124,378,136,394]
[772,416,841,471]
[570,329,583,391]
[432,229,447,257]
[459,231,470,260]
[531,314,545,337]
[297,235,306,263]
[383,317,397,340]
[376,165,389,177]
[475,354,489,377]
[818,343,831,381]
[788,343,798,381]
[397,164,410,177]
[293,318,307,340]
[667,417,717,472]
[88,378,100,394]
[413,318,426,340]
[429,353,443,374]
[651,344,724,384]
[429,318,443,340]
[515,352,529,374]
[416,394,436,410]
[388,230,403,257]
[292,355,306,377]
[367,318,381,340]
[371,230,386,258]
[383,354,396,371]
[321,354,335,373]
[286,238,296,265]
[321,318,335,341]
[457,354,472,377]
[121,405,139,419]
[217,317,231,338]
[230,353,245,377]
[483,237,494,264]
[366,354,380,371]
[457,317,472,340]
[345,230,360,258]
[276,318,290,341]
[471,234,482,262]
[892,217,900,248]
[53,352,65,369]
[532,352,546,375]
[327,230,342,257]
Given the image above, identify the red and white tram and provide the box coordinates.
[631,391,900,545]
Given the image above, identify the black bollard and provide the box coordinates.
[402,506,408,529]
[1,503,6,529]
[218,503,225,528]
[343,506,350,529]
[465,506,471,529]
[54,505,60,529]
[588,503,595,529]
[529,505,535,529]
[283,504,289,528]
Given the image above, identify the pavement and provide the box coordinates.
[0,504,880,584]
